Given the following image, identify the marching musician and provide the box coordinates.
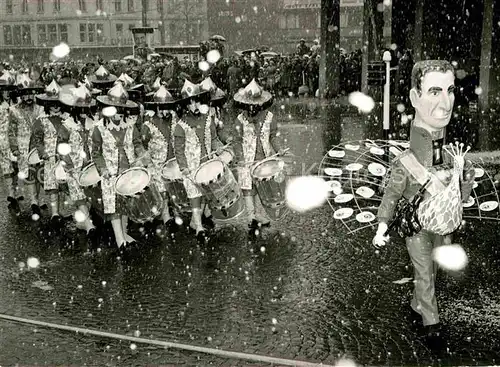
[0,70,22,213]
[33,79,71,227]
[142,83,180,235]
[9,72,45,218]
[233,79,289,235]
[93,83,149,252]
[58,83,100,247]
[172,79,223,243]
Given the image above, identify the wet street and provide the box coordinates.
[1,102,500,366]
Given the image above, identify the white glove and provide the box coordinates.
[372,222,389,249]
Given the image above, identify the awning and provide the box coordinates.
[283,0,363,9]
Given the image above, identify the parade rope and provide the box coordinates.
[0,313,336,367]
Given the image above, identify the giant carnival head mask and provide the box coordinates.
[409,60,455,130]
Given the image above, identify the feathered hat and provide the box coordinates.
[96,82,138,109]
[233,79,273,110]
[35,79,63,107]
[200,76,226,106]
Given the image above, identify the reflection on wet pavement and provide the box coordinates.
[1,196,500,366]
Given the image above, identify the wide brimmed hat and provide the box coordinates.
[88,65,117,86]
[179,79,210,105]
[35,79,62,107]
[59,84,97,110]
[114,73,135,89]
[0,70,16,90]
[200,77,226,106]
[11,73,44,97]
[127,83,145,101]
[144,85,179,109]
[81,76,102,96]
[96,82,138,109]
[233,79,273,108]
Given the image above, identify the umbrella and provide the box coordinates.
[210,35,226,42]
[123,55,142,64]
[261,51,279,58]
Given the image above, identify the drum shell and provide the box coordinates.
[164,179,191,211]
[251,158,290,220]
[120,183,163,223]
[211,194,245,223]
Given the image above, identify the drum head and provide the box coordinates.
[252,158,282,180]
[116,167,150,195]
[27,149,41,165]
[195,160,224,184]
[162,159,182,180]
[79,164,100,186]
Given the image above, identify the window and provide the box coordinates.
[286,14,299,29]
[54,0,60,11]
[59,24,68,43]
[88,23,95,42]
[38,25,47,44]
[37,0,44,13]
[116,23,123,38]
[279,15,286,29]
[340,13,348,27]
[13,26,22,45]
[22,0,28,13]
[114,0,122,12]
[157,0,162,12]
[78,0,87,12]
[96,0,103,11]
[96,23,104,43]
[48,24,57,43]
[80,24,87,42]
[22,25,31,45]
[3,26,12,45]
[128,0,134,12]
[6,0,13,14]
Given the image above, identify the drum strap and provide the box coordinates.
[391,147,445,197]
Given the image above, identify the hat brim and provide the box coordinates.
[89,75,117,84]
[12,87,45,97]
[210,95,227,106]
[35,94,61,106]
[233,95,273,111]
[178,90,211,106]
[96,95,138,109]
[144,100,179,109]
[233,90,273,106]
[0,85,17,91]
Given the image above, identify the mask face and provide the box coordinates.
[188,100,200,114]
[112,113,124,122]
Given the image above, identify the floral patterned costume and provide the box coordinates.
[233,111,280,190]
[0,101,15,177]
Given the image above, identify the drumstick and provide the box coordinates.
[199,144,232,162]
[238,148,291,167]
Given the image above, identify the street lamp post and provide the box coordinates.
[383,50,392,140]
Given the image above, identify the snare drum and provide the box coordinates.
[115,167,163,224]
[27,149,41,165]
[194,159,244,221]
[78,163,103,214]
[161,158,190,211]
[251,157,289,220]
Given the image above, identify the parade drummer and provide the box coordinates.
[0,70,22,213]
[33,79,71,227]
[172,79,225,243]
[93,82,150,252]
[58,83,100,247]
[232,79,290,234]
[88,65,117,95]
[9,72,45,218]
[372,60,475,344]
[142,83,181,235]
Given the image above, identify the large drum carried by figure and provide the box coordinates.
[251,157,289,220]
[194,159,244,223]
[78,162,104,214]
[161,158,190,212]
[115,167,163,224]
[27,149,41,165]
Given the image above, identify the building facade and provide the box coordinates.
[0,0,208,57]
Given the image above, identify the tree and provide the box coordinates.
[171,0,203,44]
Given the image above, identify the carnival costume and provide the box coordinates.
[142,83,179,233]
[0,70,22,212]
[8,73,44,217]
[233,79,289,233]
[93,82,146,250]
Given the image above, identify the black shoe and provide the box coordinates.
[31,204,42,217]
[7,196,20,214]
[409,307,423,328]
[165,218,179,234]
[87,228,100,251]
[202,214,215,230]
[17,195,24,201]
[423,323,446,352]
[50,215,63,230]
[248,218,270,230]
[40,203,49,210]
[196,230,208,244]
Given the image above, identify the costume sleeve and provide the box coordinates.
[32,119,46,158]
[377,159,408,224]
[132,125,145,158]
[141,123,151,150]
[217,119,233,145]
[233,119,244,163]
[210,120,221,152]
[91,127,106,175]
[269,115,282,152]
[8,109,18,153]
[57,125,73,168]
[461,159,475,202]
[173,124,188,171]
